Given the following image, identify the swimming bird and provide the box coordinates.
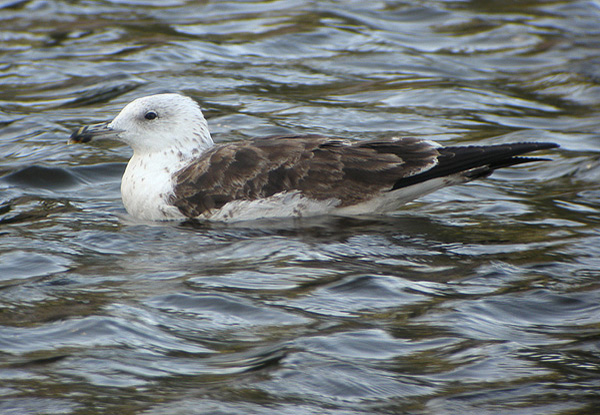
[69,93,558,222]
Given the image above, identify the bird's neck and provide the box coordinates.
[121,144,210,221]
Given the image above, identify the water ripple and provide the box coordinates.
[0,0,599,414]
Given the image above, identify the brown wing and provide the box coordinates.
[170,135,440,218]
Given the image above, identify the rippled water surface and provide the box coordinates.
[2,0,600,414]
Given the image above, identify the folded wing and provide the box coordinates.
[170,135,557,218]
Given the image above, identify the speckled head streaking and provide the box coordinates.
[70,93,214,155]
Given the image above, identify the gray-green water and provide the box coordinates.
[1,1,600,414]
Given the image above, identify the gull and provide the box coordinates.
[69,93,558,222]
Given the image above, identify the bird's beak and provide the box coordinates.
[68,122,121,144]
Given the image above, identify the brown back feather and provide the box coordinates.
[170,135,439,218]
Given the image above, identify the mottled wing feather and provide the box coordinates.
[171,135,440,218]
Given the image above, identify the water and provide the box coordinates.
[1,0,600,414]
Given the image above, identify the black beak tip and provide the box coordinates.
[69,126,93,144]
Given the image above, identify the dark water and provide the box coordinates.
[1,0,600,414]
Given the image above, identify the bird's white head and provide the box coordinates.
[70,93,214,155]
[109,94,214,154]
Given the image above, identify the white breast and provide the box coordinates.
[121,152,186,221]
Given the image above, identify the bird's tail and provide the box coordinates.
[392,142,559,190]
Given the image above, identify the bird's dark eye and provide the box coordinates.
[144,111,158,120]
